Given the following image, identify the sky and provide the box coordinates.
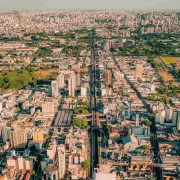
[0,0,179,10]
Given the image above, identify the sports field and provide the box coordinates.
[161,57,178,65]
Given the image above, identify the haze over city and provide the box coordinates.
[0,0,180,10]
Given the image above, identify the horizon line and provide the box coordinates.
[0,8,180,12]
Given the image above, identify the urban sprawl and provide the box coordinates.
[0,10,180,180]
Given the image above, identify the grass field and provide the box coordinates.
[161,57,178,65]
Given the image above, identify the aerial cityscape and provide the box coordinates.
[0,1,180,180]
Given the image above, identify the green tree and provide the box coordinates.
[30,170,35,175]
[44,134,50,140]
[15,107,20,113]
[142,120,152,126]
[0,54,4,59]
[102,124,110,139]
[81,159,90,169]
[72,119,89,130]
[141,145,149,150]
[124,124,130,131]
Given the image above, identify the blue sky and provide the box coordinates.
[0,0,179,10]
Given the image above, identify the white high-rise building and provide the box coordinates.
[17,157,25,170]
[81,86,87,96]
[150,84,156,92]
[165,105,174,121]
[68,73,76,97]
[51,80,59,97]
[0,102,3,113]
[57,74,65,88]
[176,112,180,130]
[155,110,165,124]
[57,144,65,179]
[172,110,179,126]
[135,114,140,126]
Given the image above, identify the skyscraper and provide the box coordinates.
[57,74,65,88]
[68,73,76,97]
[72,64,80,86]
[33,130,44,143]
[57,144,65,179]
[106,70,112,85]
[81,86,87,96]
[135,114,140,126]
[2,126,11,143]
[10,129,27,148]
[135,63,144,78]
[0,102,3,113]
[51,80,59,97]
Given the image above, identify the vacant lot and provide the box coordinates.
[34,69,59,79]
[159,71,174,82]
[161,57,179,65]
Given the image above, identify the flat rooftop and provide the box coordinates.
[53,111,73,127]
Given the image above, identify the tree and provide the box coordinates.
[81,160,90,169]
[102,124,110,139]
[124,124,130,131]
[142,120,152,126]
[44,134,50,140]
[15,107,20,113]
[0,54,4,59]
[30,170,35,175]
[6,121,11,127]
[72,119,89,130]
[141,145,149,150]
[139,164,143,170]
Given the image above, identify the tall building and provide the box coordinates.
[151,84,156,92]
[44,165,59,180]
[68,73,76,97]
[0,102,3,113]
[155,110,165,124]
[10,129,27,148]
[72,64,80,86]
[51,80,59,97]
[57,144,65,179]
[135,63,144,78]
[7,157,18,169]
[2,126,11,143]
[42,102,55,113]
[105,70,112,85]
[176,112,180,130]
[165,105,174,121]
[33,130,44,143]
[57,74,65,88]
[24,158,34,170]
[135,114,140,126]
[17,157,25,170]
[81,86,87,96]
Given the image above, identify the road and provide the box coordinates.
[89,29,100,178]
[112,56,163,180]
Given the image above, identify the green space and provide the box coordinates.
[141,120,152,126]
[161,57,177,64]
[0,69,37,90]
[72,119,90,130]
